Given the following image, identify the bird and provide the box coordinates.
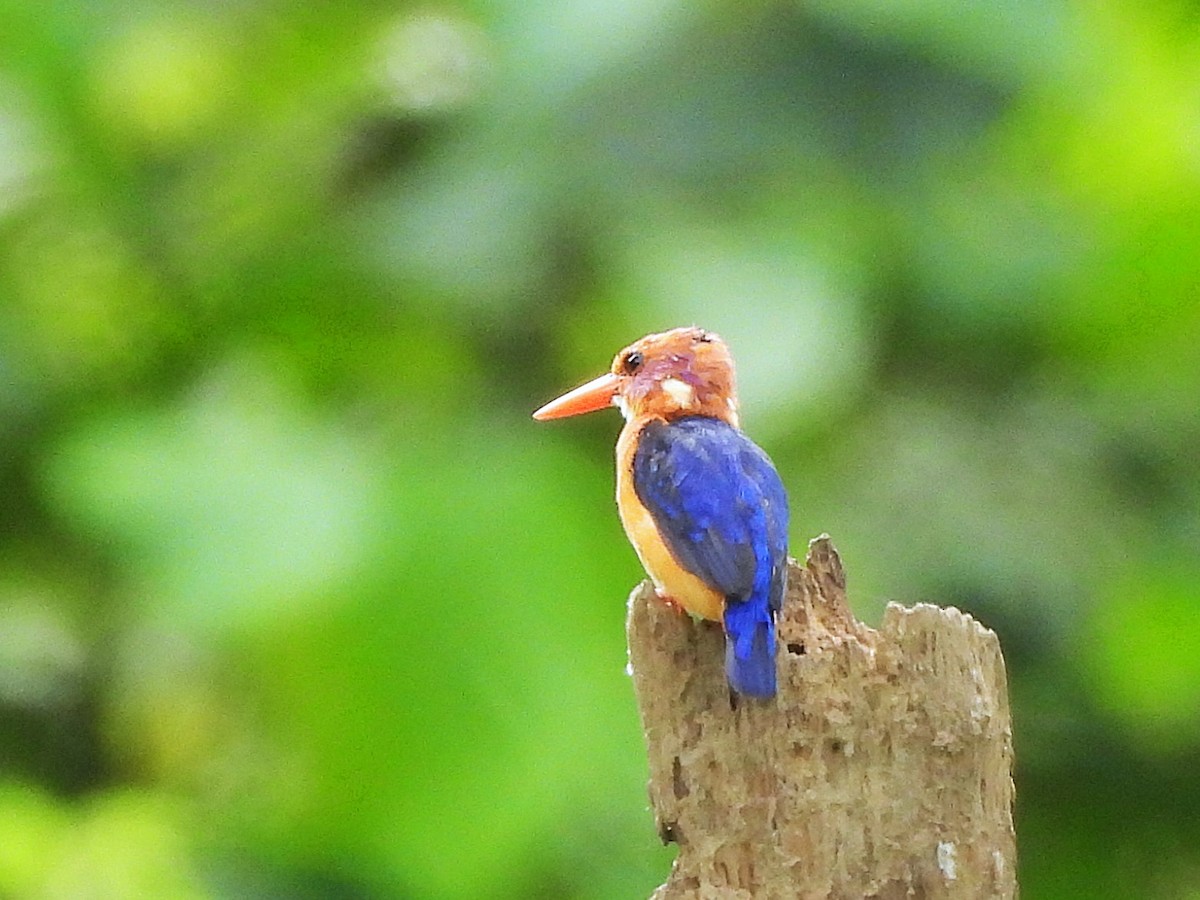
[533,326,789,697]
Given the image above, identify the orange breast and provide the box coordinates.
[615,419,725,621]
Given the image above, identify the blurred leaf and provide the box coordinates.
[91,15,237,151]
[1082,562,1200,750]
[42,355,389,633]
[0,783,68,897]
[0,785,207,900]
[46,790,207,900]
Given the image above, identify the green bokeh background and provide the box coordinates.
[1,2,1197,897]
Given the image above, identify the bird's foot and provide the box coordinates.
[654,591,686,615]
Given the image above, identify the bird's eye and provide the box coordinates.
[622,351,643,374]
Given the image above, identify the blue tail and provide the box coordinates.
[724,618,777,698]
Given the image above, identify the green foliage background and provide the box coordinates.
[0,2,1197,897]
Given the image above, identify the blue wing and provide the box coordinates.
[632,416,789,696]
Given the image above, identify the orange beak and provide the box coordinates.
[532,372,621,421]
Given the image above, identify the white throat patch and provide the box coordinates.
[612,393,631,420]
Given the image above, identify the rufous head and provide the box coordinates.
[532,326,740,426]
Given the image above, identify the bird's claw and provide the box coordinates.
[654,591,686,615]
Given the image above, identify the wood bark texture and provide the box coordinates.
[627,535,1017,900]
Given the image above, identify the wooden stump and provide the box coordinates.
[627,535,1017,899]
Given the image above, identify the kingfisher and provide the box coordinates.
[533,326,789,697]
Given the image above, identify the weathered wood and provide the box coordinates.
[628,535,1017,899]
